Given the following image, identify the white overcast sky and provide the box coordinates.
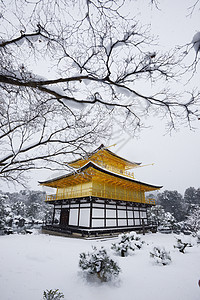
[114,0,200,195]
[2,0,200,196]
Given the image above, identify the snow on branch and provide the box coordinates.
[192,32,200,54]
[0,0,199,184]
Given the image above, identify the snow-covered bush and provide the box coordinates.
[79,246,121,282]
[111,235,134,257]
[129,231,144,248]
[43,289,64,300]
[174,234,193,253]
[150,246,171,266]
[111,231,143,257]
[196,231,200,244]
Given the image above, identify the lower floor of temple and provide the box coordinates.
[43,196,157,237]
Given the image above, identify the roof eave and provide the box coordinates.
[39,161,162,190]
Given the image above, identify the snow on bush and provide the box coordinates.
[196,230,200,244]
[43,289,64,300]
[174,234,193,253]
[150,246,172,266]
[79,246,121,282]
[111,231,144,257]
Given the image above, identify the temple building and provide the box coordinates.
[40,144,161,237]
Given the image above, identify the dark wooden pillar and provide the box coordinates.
[52,204,55,225]
[133,206,135,226]
[89,197,93,228]
[126,202,128,226]
[77,200,80,228]
[116,202,118,227]
[104,200,106,227]
[142,219,145,235]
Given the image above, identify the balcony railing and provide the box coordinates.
[45,188,155,205]
[98,163,135,179]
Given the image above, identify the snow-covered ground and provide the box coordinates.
[0,232,199,300]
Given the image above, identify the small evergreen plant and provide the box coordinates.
[197,231,200,244]
[150,246,171,266]
[43,289,64,300]
[174,238,188,253]
[174,234,193,253]
[111,231,143,257]
[79,246,121,282]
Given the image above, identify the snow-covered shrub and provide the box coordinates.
[174,234,193,253]
[111,233,135,257]
[150,246,171,266]
[111,231,143,257]
[79,246,121,282]
[43,289,64,300]
[128,231,144,249]
[196,231,200,244]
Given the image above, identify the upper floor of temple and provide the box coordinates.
[68,144,140,179]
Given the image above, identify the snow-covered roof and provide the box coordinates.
[39,160,162,191]
[68,144,141,169]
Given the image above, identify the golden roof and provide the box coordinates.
[39,161,162,192]
[67,144,141,170]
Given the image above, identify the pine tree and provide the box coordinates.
[79,246,121,282]
[185,206,200,232]
[111,231,143,257]
[150,246,171,265]
[43,289,64,300]
[174,234,193,253]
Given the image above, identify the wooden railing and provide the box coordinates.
[98,163,135,179]
[45,189,155,205]
[144,198,156,205]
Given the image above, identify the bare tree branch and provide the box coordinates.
[0,0,199,185]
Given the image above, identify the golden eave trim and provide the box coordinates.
[67,144,141,169]
[39,161,162,191]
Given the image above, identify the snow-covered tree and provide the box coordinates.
[157,191,185,221]
[26,202,44,220]
[79,246,121,282]
[184,187,200,215]
[185,206,200,233]
[0,190,48,234]
[148,205,176,227]
[0,0,199,185]
[0,193,13,232]
[12,201,27,217]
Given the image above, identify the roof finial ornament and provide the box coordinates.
[105,143,117,149]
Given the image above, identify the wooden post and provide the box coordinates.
[89,197,93,229]
[142,219,145,235]
[116,201,118,227]
[77,200,80,228]
[104,200,106,228]
[126,202,128,227]
[52,204,55,225]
